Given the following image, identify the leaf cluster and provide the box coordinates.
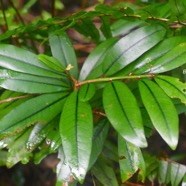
[0,1,186,186]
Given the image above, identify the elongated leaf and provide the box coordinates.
[38,54,65,72]
[26,117,59,151]
[158,160,171,184]
[49,32,78,79]
[148,43,186,74]
[0,92,68,139]
[155,76,186,104]
[79,37,118,80]
[7,127,33,167]
[170,162,186,186]
[118,135,146,182]
[56,146,72,184]
[139,80,179,150]
[111,19,144,37]
[91,157,119,186]
[60,90,93,183]
[102,24,166,76]
[88,119,109,169]
[117,36,186,76]
[0,69,70,93]
[0,44,63,78]
[103,81,147,148]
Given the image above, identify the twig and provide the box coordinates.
[0,94,33,104]
[51,0,55,17]
[8,0,25,25]
[76,74,154,87]
[0,0,9,31]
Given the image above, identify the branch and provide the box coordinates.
[76,74,155,87]
[0,94,33,104]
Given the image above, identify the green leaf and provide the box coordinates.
[170,0,186,18]
[79,37,118,80]
[56,146,72,184]
[79,83,96,102]
[102,24,166,76]
[118,135,146,182]
[49,32,78,79]
[158,161,171,184]
[100,16,112,39]
[139,80,179,150]
[182,174,186,186]
[60,90,93,183]
[103,81,147,148]
[74,18,100,43]
[0,69,70,93]
[0,150,8,166]
[117,36,186,76]
[111,19,144,37]
[91,157,119,186]
[155,76,186,104]
[170,162,186,186]
[149,43,186,74]
[0,44,64,78]
[38,54,65,72]
[88,119,109,169]
[6,127,33,167]
[0,92,68,139]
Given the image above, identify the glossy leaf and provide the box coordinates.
[117,36,186,76]
[102,24,166,76]
[0,69,70,93]
[91,157,119,186]
[26,118,58,151]
[103,81,147,148]
[38,54,65,72]
[6,127,33,167]
[88,119,109,169]
[148,43,186,74]
[0,44,63,78]
[118,135,146,182]
[56,146,72,184]
[158,161,171,184]
[49,32,78,79]
[0,92,68,139]
[170,162,186,186]
[111,19,144,37]
[60,90,93,182]
[155,75,186,104]
[79,83,96,102]
[139,80,179,150]
[79,37,118,80]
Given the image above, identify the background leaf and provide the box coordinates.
[118,135,146,182]
[91,157,119,186]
